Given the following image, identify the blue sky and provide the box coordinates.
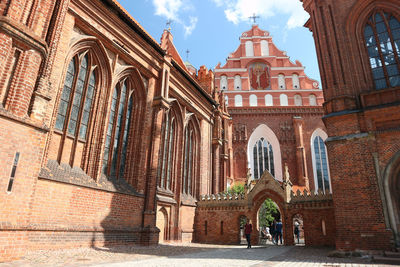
[118,0,321,84]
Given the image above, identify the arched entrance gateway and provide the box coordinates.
[195,168,336,247]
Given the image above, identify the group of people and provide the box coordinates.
[244,218,301,249]
[261,219,283,245]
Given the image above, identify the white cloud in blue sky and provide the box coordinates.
[152,0,198,37]
[211,0,309,29]
[184,16,198,37]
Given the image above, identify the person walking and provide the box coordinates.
[270,220,277,244]
[275,219,283,245]
[244,219,253,249]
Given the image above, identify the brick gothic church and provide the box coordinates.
[0,0,399,261]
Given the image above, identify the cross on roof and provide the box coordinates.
[166,19,172,30]
[186,49,190,61]
[249,13,260,24]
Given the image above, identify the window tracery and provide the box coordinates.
[364,11,400,89]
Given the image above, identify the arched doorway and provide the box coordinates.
[257,198,281,245]
[156,207,168,242]
[239,215,247,244]
[292,214,304,245]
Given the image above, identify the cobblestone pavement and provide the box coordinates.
[0,243,395,267]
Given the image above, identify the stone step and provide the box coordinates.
[373,255,400,265]
[384,251,400,258]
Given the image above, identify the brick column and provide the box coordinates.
[140,84,170,245]
[293,117,309,188]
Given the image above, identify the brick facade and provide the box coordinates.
[0,0,230,261]
[301,0,400,251]
[1,0,399,262]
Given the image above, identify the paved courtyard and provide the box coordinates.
[0,243,394,267]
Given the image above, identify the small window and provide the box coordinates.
[294,94,302,106]
[220,75,228,90]
[261,40,269,56]
[249,94,258,106]
[245,41,254,57]
[309,94,317,106]
[265,94,273,106]
[292,74,300,89]
[7,152,20,192]
[278,74,286,89]
[280,94,288,106]
[234,75,241,90]
[224,95,229,106]
[235,95,243,107]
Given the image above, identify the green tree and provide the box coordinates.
[258,198,279,228]
[226,183,245,195]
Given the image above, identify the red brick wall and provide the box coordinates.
[302,0,400,251]
[195,202,335,247]
[230,107,326,189]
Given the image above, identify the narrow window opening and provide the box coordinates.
[220,221,224,235]
[205,221,208,235]
[7,152,20,192]
[322,220,326,236]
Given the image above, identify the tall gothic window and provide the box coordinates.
[364,11,400,90]
[313,136,330,192]
[182,121,197,196]
[253,137,274,179]
[157,110,177,190]
[55,52,97,166]
[102,80,134,179]
[55,53,95,139]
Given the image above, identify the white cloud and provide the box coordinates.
[211,0,309,29]
[184,17,198,37]
[152,0,198,37]
[153,0,182,20]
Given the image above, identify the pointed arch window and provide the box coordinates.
[364,11,400,89]
[102,80,134,180]
[182,120,198,196]
[313,136,330,192]
[253,137,274,179]
[55,52,97,166]
[157,109,177,190]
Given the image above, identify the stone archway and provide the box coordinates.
[246,170,289,246]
